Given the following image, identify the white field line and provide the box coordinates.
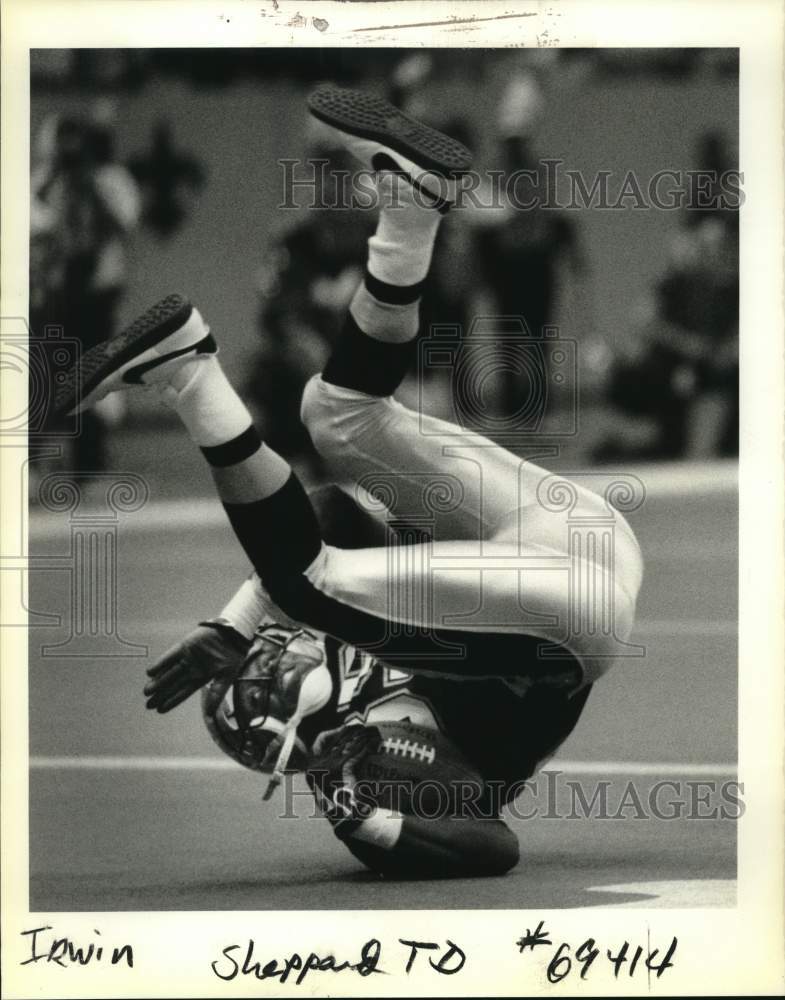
[634,620,736,637]
[642,544,736,562]
[27,461,737,540]
[28,756,737,777]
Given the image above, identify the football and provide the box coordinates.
[354,721,486,819]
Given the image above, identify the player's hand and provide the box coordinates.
[306,724,381,840]
[144,619,250,713]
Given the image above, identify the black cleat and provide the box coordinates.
[308,85,473,209]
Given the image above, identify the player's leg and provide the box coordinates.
[53,89,638,682]
[302,278,541,543]
[54,299,610,684]
[297,90,641,664]
[300,95,527,540]
[300,92,628,556]
[51,297,563,678]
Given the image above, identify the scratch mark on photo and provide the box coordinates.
[353,12,538,34]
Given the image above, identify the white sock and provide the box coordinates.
[219,574,279,639]
[351,809,404,849]
[368,173,443,287]
[159,356,252,447]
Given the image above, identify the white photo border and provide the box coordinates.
[2,1,783,996]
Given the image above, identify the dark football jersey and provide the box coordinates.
[300,635,592,804]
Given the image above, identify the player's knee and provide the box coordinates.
[615,533,644,611]
[613,585,639,644]
[300,375,352,457]
[300,375,326,433]
[301,374,388,459]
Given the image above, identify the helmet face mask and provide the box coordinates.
[202,625,323,774]
[211,684,309,774]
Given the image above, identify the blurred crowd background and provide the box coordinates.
[30,48,739,498]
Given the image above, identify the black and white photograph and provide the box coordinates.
[2,2,783,997]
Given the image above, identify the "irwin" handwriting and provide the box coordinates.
[20,925,134,969]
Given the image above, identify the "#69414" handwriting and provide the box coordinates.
[516,921,677,984]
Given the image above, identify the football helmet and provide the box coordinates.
[202,624,332,796]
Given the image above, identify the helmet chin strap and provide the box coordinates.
[263,712,302,801]
[263,661,333,801]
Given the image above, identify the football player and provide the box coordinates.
[55,86,643,876]
[147,482,594,877]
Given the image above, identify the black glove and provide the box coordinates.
[306,725,381,840]
[144,618,250,713]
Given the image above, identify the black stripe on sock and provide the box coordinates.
[322,314,417,397]
[201,425,262,467]
[364,268,425,305]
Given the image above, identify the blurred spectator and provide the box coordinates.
[419,118,478,352]
[598,215,738,460]
[31,106,141,478]
[389,52,434,111]
[389,58,478,360]
[470,73,587,423]
[596,128,739,461]
[246,145,373,464]
[683,129,738,234]
[27,49,740,484]
[31,48,735,93]
[129,120,206,238]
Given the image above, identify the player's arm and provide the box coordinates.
[307,726,519,878]
[143,573,274,712]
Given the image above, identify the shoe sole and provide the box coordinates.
[307,85,473,177]
[54,293,194,416]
